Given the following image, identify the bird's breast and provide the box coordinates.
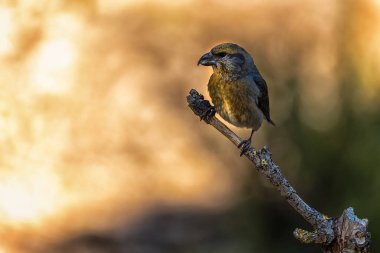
[208,75,263,130]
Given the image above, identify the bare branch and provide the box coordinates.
[186,89,370,253]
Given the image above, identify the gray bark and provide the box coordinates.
[187,89,370,253]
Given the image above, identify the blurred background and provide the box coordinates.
[0,0,379,252]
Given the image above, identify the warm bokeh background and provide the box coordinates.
[0,0,379,252]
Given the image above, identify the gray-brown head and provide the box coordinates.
[198,43,255,80]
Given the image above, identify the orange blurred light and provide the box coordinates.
[0,8,13,56]
[0,170,61,223]
[30,39,76,94]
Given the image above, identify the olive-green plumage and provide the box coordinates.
[208,73,264,131]
[198,42,274,155]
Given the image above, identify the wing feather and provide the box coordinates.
[253,74,275,125]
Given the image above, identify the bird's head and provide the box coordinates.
[198,43,254,80]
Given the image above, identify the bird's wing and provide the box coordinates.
[253,74,275,125]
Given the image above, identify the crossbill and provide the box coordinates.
[198,43,274,156]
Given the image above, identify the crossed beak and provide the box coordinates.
[197,52,217,66]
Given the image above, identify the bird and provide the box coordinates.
[197,42,274,156]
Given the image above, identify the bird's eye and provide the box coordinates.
[216,52,227,58]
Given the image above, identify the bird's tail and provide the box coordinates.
[267,118,275,126]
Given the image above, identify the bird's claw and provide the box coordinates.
[200,106,215,122]
[238,139,252,156]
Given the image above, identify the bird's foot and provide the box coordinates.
[238,139,252,156]
[200,106,215,122]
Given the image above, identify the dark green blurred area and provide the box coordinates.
[222,2,380,252]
